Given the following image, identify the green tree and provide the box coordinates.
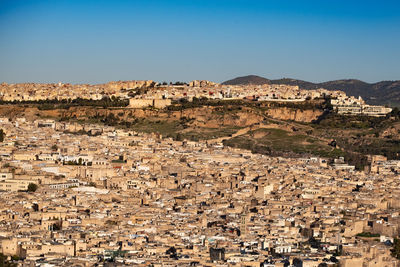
[175,133,184,141]
[27,183,38,192]
[0,253,17,267]
[391,237,400,260]
[0,129,4,142]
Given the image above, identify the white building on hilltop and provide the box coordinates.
[331,96,392,117]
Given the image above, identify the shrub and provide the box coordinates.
[27,183,38,192]
[356,232,380,237]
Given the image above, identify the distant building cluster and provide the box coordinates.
[331,96,392,117]
[0,80,394,116]
[0,80,154,101]
[137,82,345,103]
[0,118,399,266]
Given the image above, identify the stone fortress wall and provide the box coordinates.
[129,99,171,109]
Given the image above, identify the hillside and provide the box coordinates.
[221,75,271,85]
[223,75,400,106]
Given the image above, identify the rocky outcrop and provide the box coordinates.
[265,107,323,122]
[0,104,323,124]
[381,122,400,139]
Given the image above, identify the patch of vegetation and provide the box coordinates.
[343,151,369,171]
[334,136,400,161]
[356,232,380,238]
[181,126,242,141]
[63,158,85,165]
[27,183,38,192]
[168,98,249,111]
[105,220,118,226]
[391,237,400,260]
[0,253,17,267]
[130,119,184,139]
[310,110,400,168]
[168,97,325,111]
[0,96,129,109]
[223,128,345,159]
[0,129,4,142]
[313,113,388,130]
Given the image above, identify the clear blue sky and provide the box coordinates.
[0,0,399,84]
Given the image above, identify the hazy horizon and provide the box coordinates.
[1,0,399,84]
[1,75,400,86]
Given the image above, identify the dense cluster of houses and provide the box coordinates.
[135,83,345,103]
[0,81,154,101]
[0,118,399,266]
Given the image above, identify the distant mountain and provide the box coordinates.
[222,75,400,106]
[270,78,318,90]
[222,75,271,85]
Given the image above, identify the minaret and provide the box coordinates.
[240,206,248,237]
